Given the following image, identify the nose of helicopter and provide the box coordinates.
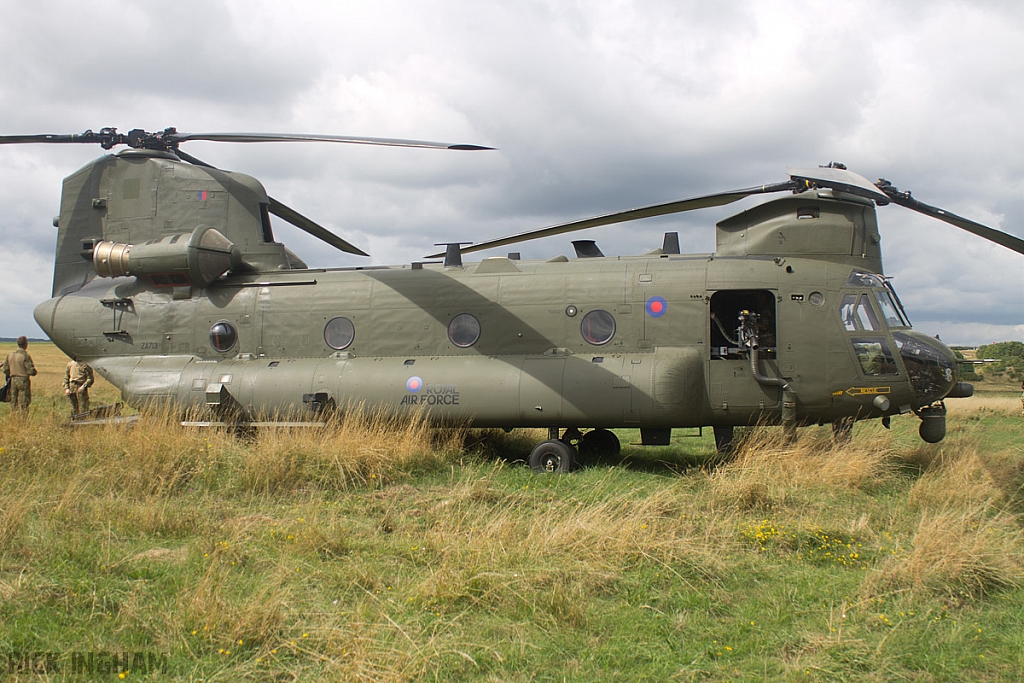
[892,331,959,408]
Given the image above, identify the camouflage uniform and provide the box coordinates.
[2,346,37,413]
[64,359,95,416]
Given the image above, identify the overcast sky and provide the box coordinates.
[1,0,1022,346]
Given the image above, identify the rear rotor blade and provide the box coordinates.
[268,198,369,257]
[176,149,370,257]
[0,131,119,146]
[429,181,797,258]
[1,128,494,152]
[0,133,83,144]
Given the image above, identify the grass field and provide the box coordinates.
[2,343,1023,681]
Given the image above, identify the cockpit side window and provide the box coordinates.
[851,337,898,375]
[840,294,880,332]
[856,295,880,331]
[840,294,858,331]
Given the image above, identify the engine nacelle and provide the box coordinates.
[93,226,242,288]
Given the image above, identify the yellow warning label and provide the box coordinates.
[845,386,891,397]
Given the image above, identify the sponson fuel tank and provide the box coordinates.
[75,346,708,430]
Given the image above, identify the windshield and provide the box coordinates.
[874,290,907,327]
[843,270,911,328]
[884,280,911,326]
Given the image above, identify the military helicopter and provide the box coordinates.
[4,127,1022,472]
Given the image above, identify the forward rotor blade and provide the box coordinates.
[790,168,1024,255]
[268,197,369,257]
[170,131,494,151]
[429,181,797,258]
[884,191,1024,256]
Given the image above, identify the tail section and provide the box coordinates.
[51,149,294,297]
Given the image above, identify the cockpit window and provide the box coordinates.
[840,295,855,330]
[856,296,880,331]
[884,280,911,326]
[840,294,880,332]
[845,270,886,288]
[874,291,907,328]
[851,337,898,375]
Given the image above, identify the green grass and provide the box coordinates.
[2,343,1024,681]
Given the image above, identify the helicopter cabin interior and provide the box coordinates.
[709,289,776,360]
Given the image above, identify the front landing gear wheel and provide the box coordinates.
[713,425,735,455]
[831,417,854,444]
[529,439,577,473]
[578,429,620,458]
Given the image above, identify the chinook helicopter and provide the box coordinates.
[4,127,1022,473]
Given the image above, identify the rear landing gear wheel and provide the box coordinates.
[529,439,577,473]
[560,427,583,449]
[578,429,620,458]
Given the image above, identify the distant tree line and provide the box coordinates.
[974,341,1024,381]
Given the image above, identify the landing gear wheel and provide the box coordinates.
[561,427,583,448]
[831,417,854,444]
[578,429,620,458]
[529,439,577,473]
[713,425,735,455]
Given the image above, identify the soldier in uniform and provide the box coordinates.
[64,356,95,416]
[2,336,38,414]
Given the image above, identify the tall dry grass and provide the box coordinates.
[704,421,1024,601]
[709,425,893,511]
[4,382,1024,679]
[864,507,1024,598]
[409,478,723,618]
[944,393,1020,418]
[907,441,1005,510]
[864,438,1024,598]
[0,405,467,500]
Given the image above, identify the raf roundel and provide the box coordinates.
[406,376,424,393]
[646,296,668,318]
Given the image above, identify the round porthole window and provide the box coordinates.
[580,309,615,345]
[209,321,237,352]
[448,313,481,348]
[324,316,355,350]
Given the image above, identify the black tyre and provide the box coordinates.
[831,417,854,444]
[713,425,735,455]
[529,439,576,473]
[578,428,621,459]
